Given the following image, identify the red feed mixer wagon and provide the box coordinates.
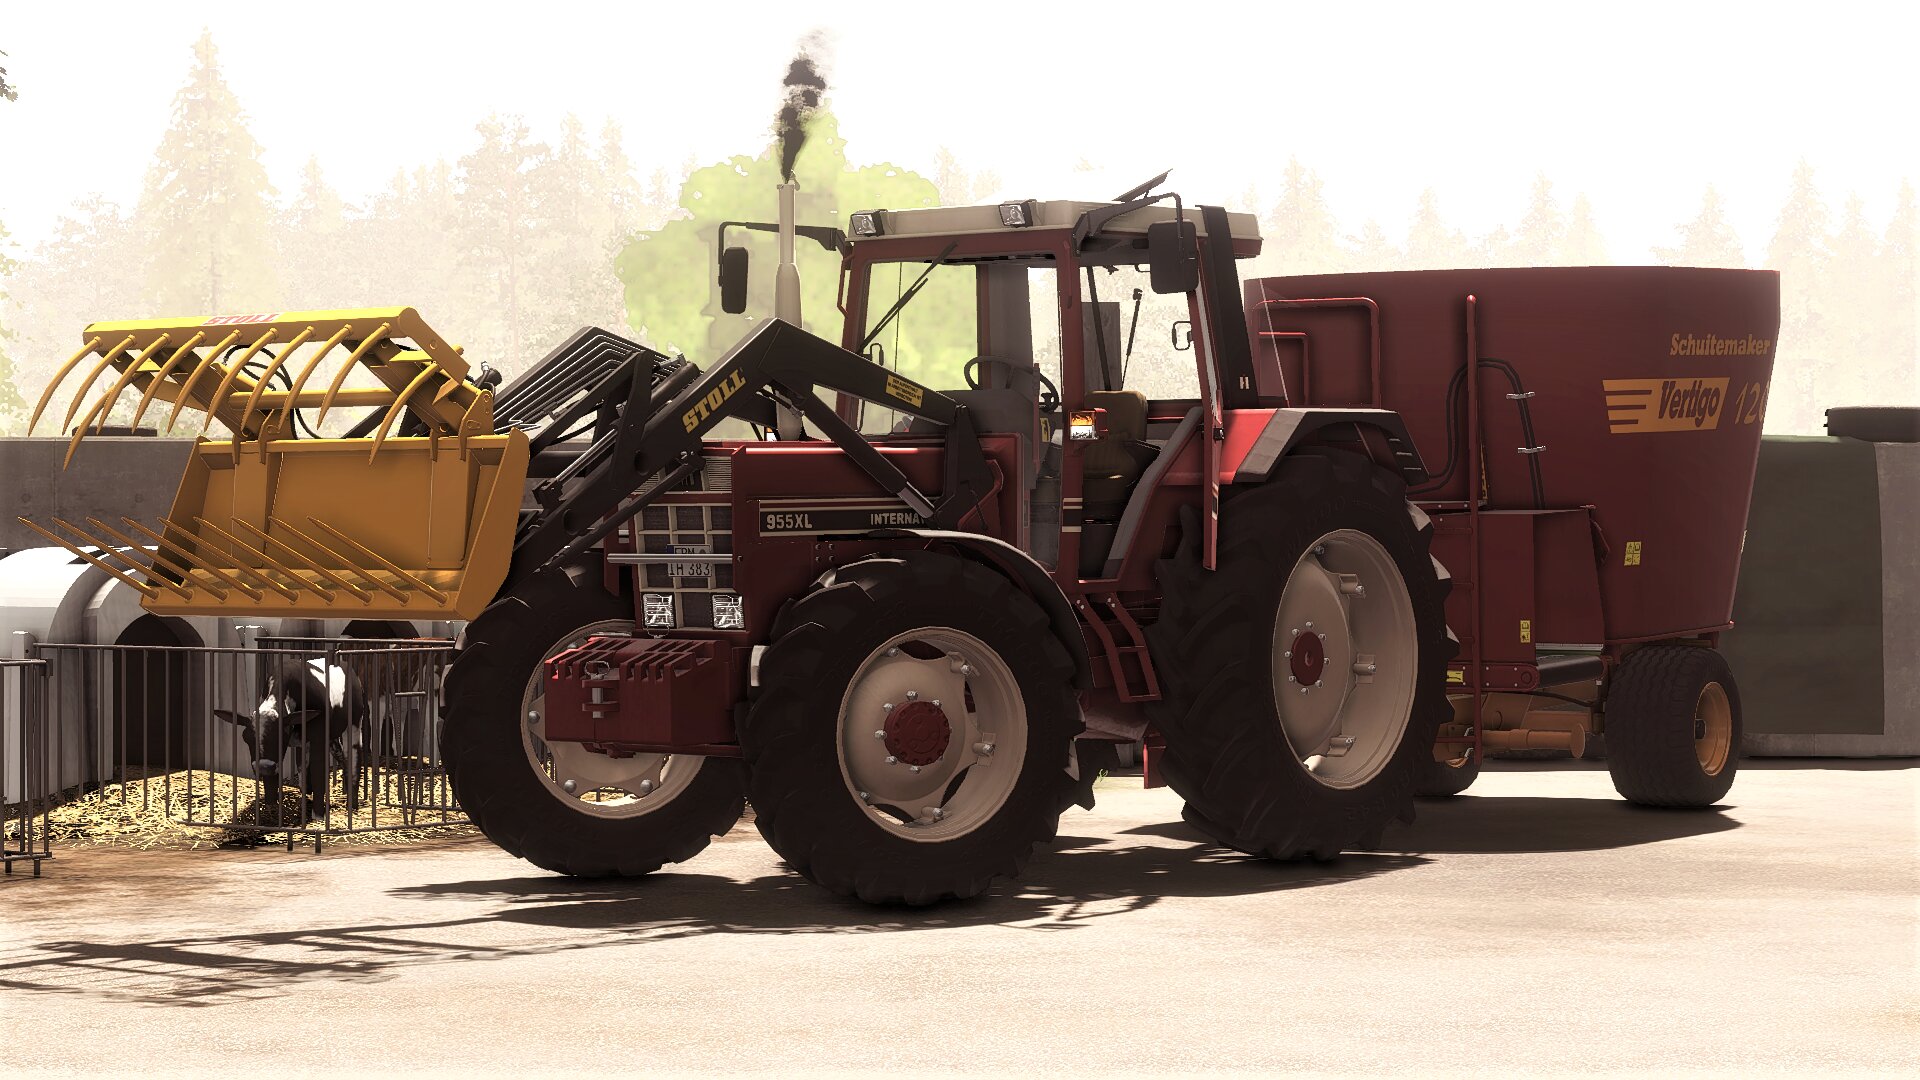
[1248,267,1780,802]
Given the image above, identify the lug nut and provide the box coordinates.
[887,647,900,657]
[1287,674,1297,683]
[1314,545,1326,556]
[1300,687,1310,695]
[906,690,919,700]
[961,664,976,677]
[858,791,871,802]
[883,702,894,712]
[1320,633,1327,640]
[973,742,995,755]
[1284,650,1292,660]
[932,807,945,820]
[1315,680,1324,688]
[639,779,655,795]
[1305,621,1314,629]
[908,764,922,773]
[562,779,577,793]
[528,710,540,722]
[931,699,941,708]
[874,729,887,739]
[885,755,898,765]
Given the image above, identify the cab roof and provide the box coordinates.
[849,200,1263,256]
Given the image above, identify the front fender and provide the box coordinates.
[1228,407,1429,486]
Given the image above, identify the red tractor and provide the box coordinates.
[35,173,1776,905]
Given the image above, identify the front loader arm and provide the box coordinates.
[512,318,994,583]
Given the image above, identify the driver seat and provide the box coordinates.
[1079,390,1154,521]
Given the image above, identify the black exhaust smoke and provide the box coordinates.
[775,40,827,182]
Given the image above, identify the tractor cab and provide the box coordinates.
[834,196,1263,574]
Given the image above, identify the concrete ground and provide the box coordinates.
[2,759,1915,1079]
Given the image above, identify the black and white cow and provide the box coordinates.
[213,657,370,820]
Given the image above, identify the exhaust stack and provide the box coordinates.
[773,181,804,439]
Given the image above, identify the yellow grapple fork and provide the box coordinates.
[23,307,529,620]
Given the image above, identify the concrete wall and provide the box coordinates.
[1726,438,1918,756]
[0,436,197,557]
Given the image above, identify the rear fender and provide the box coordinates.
[868,527,1092,690]
[1228,407,1428,487]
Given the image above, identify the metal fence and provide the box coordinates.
[3,656,53,876]
[28,635,463,853]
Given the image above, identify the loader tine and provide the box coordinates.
[63,393,117,468]
[94,332,187,433]
[168,329,265,432]
[131,330,234,432]
[53,517,196,599]
[164,516,299,601]
[121,518,262,600]
[16,518,160,600]
[269,516,409,604]
[306,517,449,604]
[198,329,279,435]
[190,517,317,602]
[28,336,103,435]
[232,518,372,603]
[85,517,228,601]
[368,362,442,462]
[57,335,137,432]
[281,321,386,435]
[240,324,329,435]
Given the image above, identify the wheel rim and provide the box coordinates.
[519,618,705,818]
[836,627,1027,843]
[1694,681,1733,776]
[1270,529,1419,789]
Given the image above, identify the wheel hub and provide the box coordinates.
[884,700,952,767]
[1288,630,1326,686]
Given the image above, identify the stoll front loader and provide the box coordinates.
[29,172,1776,904]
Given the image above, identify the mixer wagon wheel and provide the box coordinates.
[1415,745,1481,797]
[744,551,1084,905]
[1602,645,1742,808]
[1145,448,1454,860]
[441,568,747,877]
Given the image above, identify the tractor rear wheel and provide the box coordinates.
[442,567,747,877]
[1603,646,1741,807]
[744,551,1083,905]
[1146,449,1454,859]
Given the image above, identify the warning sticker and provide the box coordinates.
[1447,669,1467,685]
[1624,541,1643,567]
[1519,619,1532,644]
[884,373,924,408]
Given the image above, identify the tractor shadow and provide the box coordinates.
[0,833,1425,1008]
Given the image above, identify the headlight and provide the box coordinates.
[849,210,884,237]
[998,200,1037,228]
[711,593,745,630]
[642,593,675,628]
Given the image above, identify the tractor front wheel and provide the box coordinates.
[1603,645,1741,807]
[442,567,747,877]
[744,551,1084,905]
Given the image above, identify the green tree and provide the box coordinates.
[3,197,148,423]
[614,109,941,368]
[274,156,356,309]
[1880,181,1917,404]
[136,31,279,314]
[1350,219,1401,271]
[1655,185,1746,267]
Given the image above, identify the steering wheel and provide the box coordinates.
[964,356,1060,413]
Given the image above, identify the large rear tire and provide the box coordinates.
[442,567,747,877]
[1145,450,1454,858]
[1603,645,1741,807]
[744,551,1084,905]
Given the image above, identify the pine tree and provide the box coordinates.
[1655,185,1746,268]
[1264,158,1346,276]
[1880,181,1918,403]
[1350,219,1401,271]
[3,197,147,420]
[1511,173,1564,265]
[276,157,355,308]
[0,219,23,434]
[455,115,546,366]
[1560,194,1609,265]
[1763,161,1834,432]
[1824,193,1878,389]
[1404,189,1468,271]
[135,31,279,314]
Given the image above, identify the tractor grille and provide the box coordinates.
[628,501,739,630]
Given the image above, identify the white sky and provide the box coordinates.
[2,0,1915,263]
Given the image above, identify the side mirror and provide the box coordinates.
[1147,220,1199,295]
[719,246,750,314]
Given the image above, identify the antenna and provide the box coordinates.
[1111,170,1172,203]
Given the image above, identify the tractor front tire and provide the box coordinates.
[745,551,1084,905]
[1146,449,1454,859]
[442,567,747,877]
[1603,646,1741,807]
